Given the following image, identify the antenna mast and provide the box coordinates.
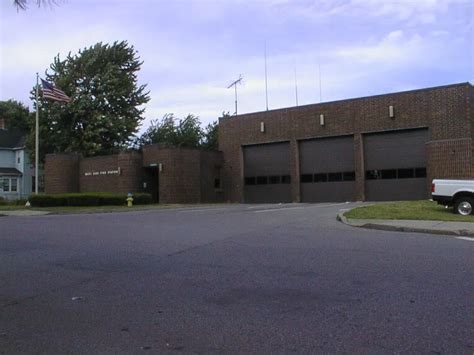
[294,61,299,106]
[264,41,269,111]
[227,75,243,115]
[318,55,322,103]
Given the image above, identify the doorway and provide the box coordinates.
[143,166,159,203]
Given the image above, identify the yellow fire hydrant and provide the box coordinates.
[126,193,134,207]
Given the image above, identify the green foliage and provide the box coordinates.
[0,100,31,132]
[132,193,153,205]
[28,192,152,207]
[137,113,219,150]
[202,121,218,150]
[30,41,150,162]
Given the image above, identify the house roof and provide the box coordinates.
[0,129,27,149]
[0,167,22,176]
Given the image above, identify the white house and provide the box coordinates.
[0,119,34,200]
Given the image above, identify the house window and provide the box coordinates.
[0,177,18,192]
[11,178,17,192]
[0,178,9,192]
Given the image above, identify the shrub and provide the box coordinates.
[0,197,6,206]
[132,193,153,205]
[28,192,153,207]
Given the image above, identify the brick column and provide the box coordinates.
[354,134,365,201]
[290,139,300,202]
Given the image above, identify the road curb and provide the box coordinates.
[337,212,474,238]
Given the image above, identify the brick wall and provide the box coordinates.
[118,152,143,194]
[143,146,202,204]
[219,83,473,202]
[200,150,225,203]
[45,147,224,203]
[44,153,80,193]
[79,155,120,192]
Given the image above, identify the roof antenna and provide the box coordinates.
[294,59,299,106]
[264,41,269,111]
[318,53,322,103]
[227,74,243,115]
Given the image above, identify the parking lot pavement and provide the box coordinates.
[1,203,473,353]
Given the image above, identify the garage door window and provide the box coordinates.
[245,177,256,185]
[366,167,426,180]
[281,175,291,184]
[269,176,281,184]
[300,174,313,183]
[245,175,291,185]
[301,171,355,183]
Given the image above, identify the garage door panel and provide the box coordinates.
[243,142,292,203]
[244,185,292,203]
[364,128,429,201]
[301,182,355,202]
[365,129,428,170]
[299,136,356,202]
[365,179,427,201]
[300,137,354,173]
[244,143,290,176]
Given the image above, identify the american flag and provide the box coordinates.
[41,79,71,103]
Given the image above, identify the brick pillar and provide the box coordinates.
[290,139,300,202]
[354,134,365,201]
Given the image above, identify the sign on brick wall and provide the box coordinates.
[84,169,120,177]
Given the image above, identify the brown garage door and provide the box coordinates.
[299,136,356,202]
[364,128,428,201]
[243,142,292,203]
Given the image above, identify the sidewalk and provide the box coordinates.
[0,210,50,217]
[338,212,474,238]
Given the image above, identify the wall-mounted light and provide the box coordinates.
[158,163,163,172]
[260,122,265,133]
[389,105,394,118]
[319,114,325,126]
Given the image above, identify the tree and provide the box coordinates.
[175,114,203,148]
[13,0,57,10]
[202,121,218,150]
[32,41,149,161]
[137,114,178,147]
[0,100,31,132]
[137,113,217,150]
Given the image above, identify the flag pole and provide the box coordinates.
[35,73,39,195]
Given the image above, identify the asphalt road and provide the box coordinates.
[1,203,473,354]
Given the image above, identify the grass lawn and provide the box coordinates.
[344,200,474,222]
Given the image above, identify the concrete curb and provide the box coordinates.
[337,212,474,238]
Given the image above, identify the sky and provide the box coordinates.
[0,0,473,133]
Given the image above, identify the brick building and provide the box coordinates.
[45,82,473,204]
[45,146,224,204]
[218,82,473,203]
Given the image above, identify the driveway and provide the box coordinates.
[1,203,473,353]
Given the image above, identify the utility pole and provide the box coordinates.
[227,75,243,115]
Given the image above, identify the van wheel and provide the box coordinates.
[454,197,474,216]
